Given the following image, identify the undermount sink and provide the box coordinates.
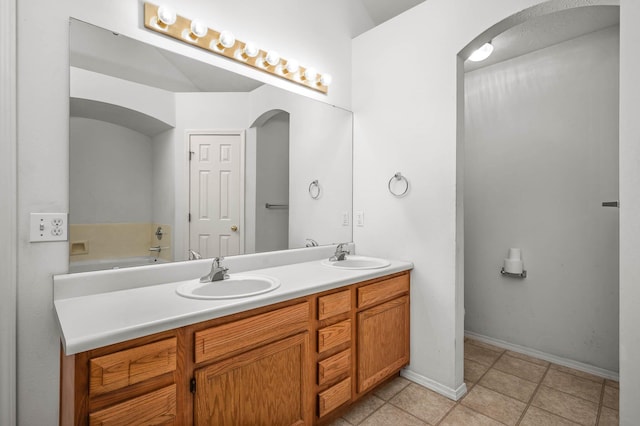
[321,255,391,270]
[176,274,280,300]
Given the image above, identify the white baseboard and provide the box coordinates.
[401,368,468,401]
[465,330,619,381]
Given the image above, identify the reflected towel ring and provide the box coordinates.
[309,180,321,199]
[388,172,409,197]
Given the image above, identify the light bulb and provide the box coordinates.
[303,67,317,82]
[319,73,332,86]
[157,6,177,26]
[265,50,280,67]
[284,59,299,74]
[190,20,208,38]
[242,41,259,58]
[218,30,236,49]
[468,42,494,62]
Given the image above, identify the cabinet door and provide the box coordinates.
[194,333,311,426]
[357,296,409,394]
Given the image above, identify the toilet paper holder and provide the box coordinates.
[501,248,526,278]
[500,267,527,278]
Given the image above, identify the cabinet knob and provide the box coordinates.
[231,225,238,232]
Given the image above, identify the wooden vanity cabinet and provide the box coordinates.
[60,271,410,426]
[356,274,410,395]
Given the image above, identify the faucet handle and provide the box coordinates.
[213,256,224,267]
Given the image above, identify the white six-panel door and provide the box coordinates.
[189,132,243,259]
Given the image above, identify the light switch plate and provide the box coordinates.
[355,211,364,227]
[30,213,68,242]
[342,211,350,226]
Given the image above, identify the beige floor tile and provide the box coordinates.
[542,368,603,403]
[342,394,385,425]
[604,379,619,389]
[327,418,353,426]
[466,338,505,354]
[359,403,426,426]
[598,406,619,426]
[465,359,491,385]
[389,383,455,424]
[602,386,619,410]
[520,406,581,426]
[479,368,537,402]
[505,350,550,367]
[461,385,527,426]
[531,386,598,426]
[493,354,547,383]
[550,364,605,384]
[439,404,504,426]
[465,342,503,367]
[373,376,411,401]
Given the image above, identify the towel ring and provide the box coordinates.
[309,180,321,199]
[388,172,409,197]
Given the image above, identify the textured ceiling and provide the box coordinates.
[465,6,620,72]
[358,0,425,26]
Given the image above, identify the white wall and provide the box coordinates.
[69,118,154,224]
[151,129,176,227]
[464,27,619,372]
[0,0,16,423]
[618,1,640,424]
[15,0,360,424]
[352,0,625,404]
[255,112,290,252]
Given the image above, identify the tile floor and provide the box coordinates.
[329,337,619,425]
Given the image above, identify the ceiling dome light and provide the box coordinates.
[157,6,177,26]
[218,30,236,49]
[242,41,259,58]
[265,50,280,67]
[190,20,208,38]
[284,59,299,74]
[468,42,494,62]
[319,73,332,86]
[303,67,317,82]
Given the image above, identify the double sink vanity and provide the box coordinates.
[55,245,413,425]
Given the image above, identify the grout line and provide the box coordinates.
[448,349,512,425]
[596,380,606,424]
[515,362,551,425]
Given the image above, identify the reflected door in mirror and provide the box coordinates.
[189,133,243,258]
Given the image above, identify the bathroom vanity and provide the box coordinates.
[55,253,412,425]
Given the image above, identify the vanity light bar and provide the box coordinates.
[143,3,330,94]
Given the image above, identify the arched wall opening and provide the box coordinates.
[455,0,620,397]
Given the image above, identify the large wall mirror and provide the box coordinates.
[68,19,353,273]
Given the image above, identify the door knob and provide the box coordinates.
[231,225,238,232]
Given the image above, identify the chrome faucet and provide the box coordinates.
[200,257,229,283]
[189,249,202,260]
[329,243,350,261]
[305,238,319,247]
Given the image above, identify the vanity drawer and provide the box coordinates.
[318,319,351,354]
[318,377,351,417]
[89,338,177,396]
[318,289,351,320]
[89,384,176,425]
[194,302,309,364]
[357,274,410,309]
[318,349,351,386]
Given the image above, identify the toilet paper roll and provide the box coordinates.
[507,248,521,260]
[504,258,523,274]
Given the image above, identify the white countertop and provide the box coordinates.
[54,256,412,355]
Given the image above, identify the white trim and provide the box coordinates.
[0,0,17,424]
[465,331,619,381]
[401,368,468,401]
